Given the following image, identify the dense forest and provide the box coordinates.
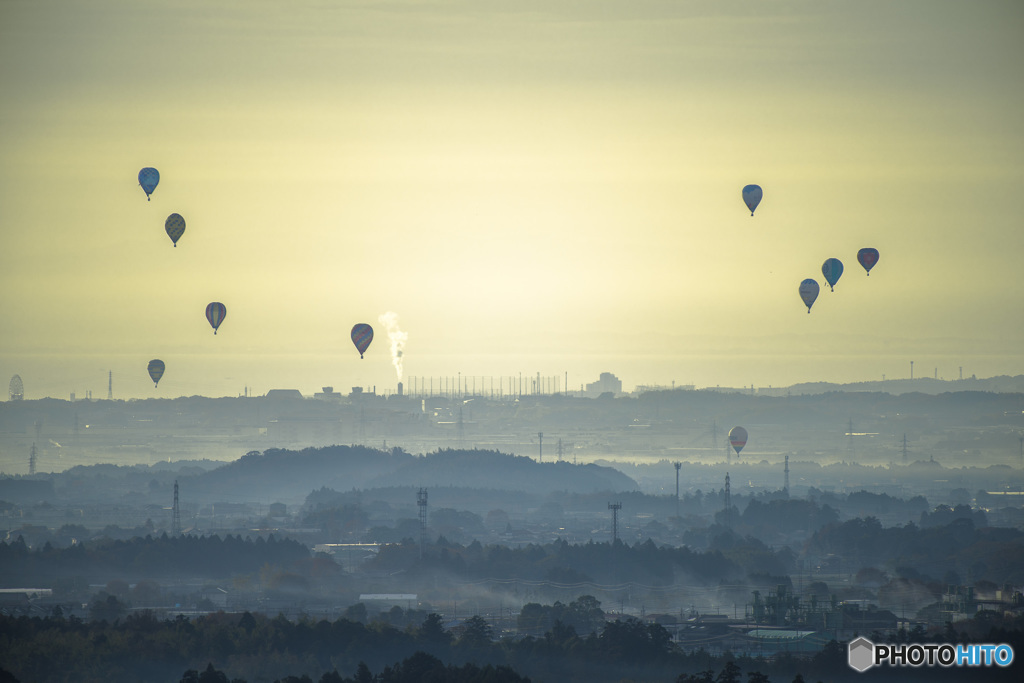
[0,533,310,584]
[1,603,1021,683]
[808,515,1024,585]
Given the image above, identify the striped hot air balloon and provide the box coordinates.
[728,426,748,456]
[351,323,373,358]
[148,359,165,387]
[206,302,227,335]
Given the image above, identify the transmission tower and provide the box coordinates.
[784,455,790,497]
[901,434,909,464]
[723,473,732,528]
[538,432,543,462]
[29,443,37,475]
[608,502,622,543]
[417,488,428,559]
[107,371,112,400]
[557,438,563,461]
[674,462,682,518]
[172,480,182,536]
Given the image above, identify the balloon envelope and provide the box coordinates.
[799,279,820,313]
[147,359,165,387]
[206,302,227,334]
[138,167,160,200]
[728,426,748,455]
[351,323,373,358]
[821,258,844,291]
[857,247,879,275]
[165,213,185,246]
[742,184,763,216]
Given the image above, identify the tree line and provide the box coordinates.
[0,532,310,584]
[3,603,1022,683]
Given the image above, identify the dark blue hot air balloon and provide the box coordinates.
[138,167,160,200]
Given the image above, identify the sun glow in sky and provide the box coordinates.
[1,1,1022,398]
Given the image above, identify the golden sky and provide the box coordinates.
[1,1,1022,397]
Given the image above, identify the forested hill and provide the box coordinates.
[186,446,636,502]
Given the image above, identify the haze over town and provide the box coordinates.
[2,2,1023,682]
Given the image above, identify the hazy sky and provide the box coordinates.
[2,1,1022,398]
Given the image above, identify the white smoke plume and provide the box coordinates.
[378,311,408,382]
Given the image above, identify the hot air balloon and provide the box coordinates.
[165,213,185,247]
[206,302,227,335]
[351,323,373,358]
[147,359,165,387]
[799,279,820,313]
[857,247,879,275]
[728,426,748,456]
[742,184,763,216]
[138,167,160,201]
[821,258,844,292]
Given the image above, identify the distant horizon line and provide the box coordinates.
[7,371,1023,402]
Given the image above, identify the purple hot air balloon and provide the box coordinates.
[857,248,879,275]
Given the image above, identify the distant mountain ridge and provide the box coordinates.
[185,446,636,503]
[786,374,1024,396]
